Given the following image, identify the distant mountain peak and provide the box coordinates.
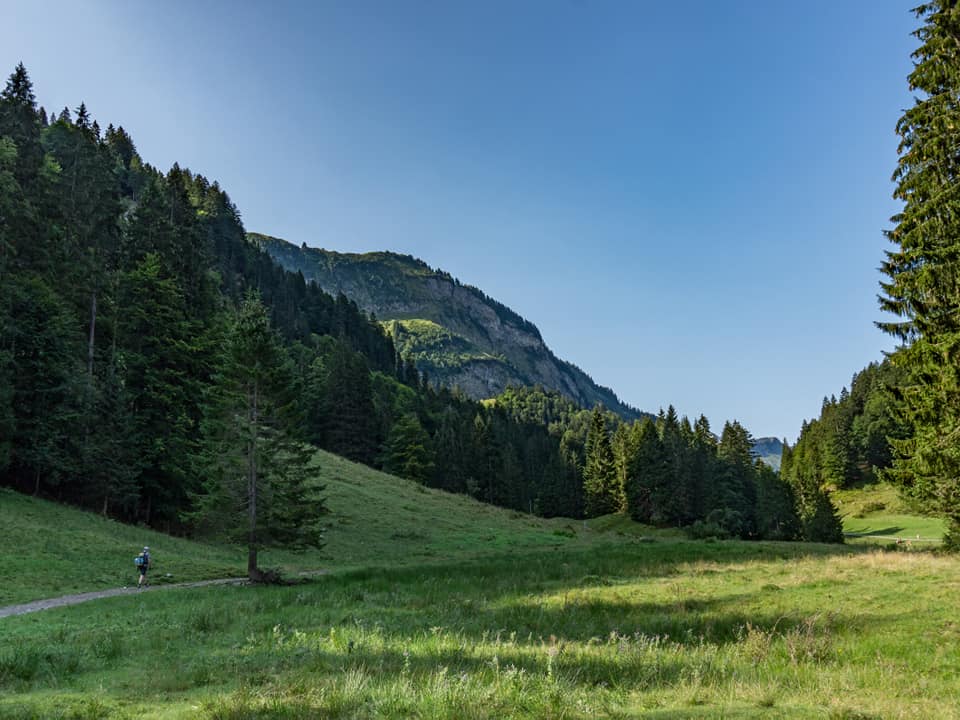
[752,436,784,471]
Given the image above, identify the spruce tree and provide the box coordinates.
[802,490,845,544]
[4,275,80,496]
[0,63,43,192]
[380,413,435,484]
[625,418,668,523]
[658,406,691,524]
[583,406,618,517]
[878,1,960,543]
[189,295,325,581]
[754,462,801,540]
[309,340,378,463]
[689,414,716,522]
[74,102,89,129]
[714,421,758,538]
[432,406,467,492]
[116,253,199,523]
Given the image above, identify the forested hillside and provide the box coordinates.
[257,234,643,419]
[0,64,580,528]
[783,361,906,490]
[0,64,837,544]
[492,386,838,541]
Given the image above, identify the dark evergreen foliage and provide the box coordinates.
[781,361,906,543]
[0,64,822,543]
[875,2,960,543]
[583,406,620,516]
[187,295,326,579]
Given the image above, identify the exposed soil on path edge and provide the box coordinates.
[0,571,327,619]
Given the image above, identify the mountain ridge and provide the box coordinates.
[254,233,643,420]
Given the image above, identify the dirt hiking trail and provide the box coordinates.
[0,578,246,619]
[0,571,327,619]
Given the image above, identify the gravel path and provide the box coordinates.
[0,569,329,619]
[0,577,248,619]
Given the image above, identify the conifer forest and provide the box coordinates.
[0,62,836,547]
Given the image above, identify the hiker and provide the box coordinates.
[135,546,151,588]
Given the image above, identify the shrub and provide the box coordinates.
[686,520,729,540]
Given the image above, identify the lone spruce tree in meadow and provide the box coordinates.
[879,1,960,546]
[188,294,326,581]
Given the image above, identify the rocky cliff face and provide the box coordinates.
[256,233,642,419]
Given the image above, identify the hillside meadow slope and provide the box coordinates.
[3,454,959,719]
[0,449,650,606]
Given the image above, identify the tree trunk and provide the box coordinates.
[247,381,259,581]
[33,470,40,497]
[87,291,97,376]
[248,547,263,582]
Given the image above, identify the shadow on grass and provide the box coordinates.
[630,707,834,720]
[844,527,904,536]
[473,593,862,646]
[322,538,858,593]
[214,601,897,698]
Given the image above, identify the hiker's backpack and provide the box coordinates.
[135,553,146,567]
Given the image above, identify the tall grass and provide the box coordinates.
[3,540,958,719]
[3,462,954,717]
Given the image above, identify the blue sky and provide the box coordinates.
[3,1,917,440]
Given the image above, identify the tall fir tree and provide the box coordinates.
[658,406,691,525]
[877,1,960,545]
[714,421,758,538]
[431,405,467,493]
[188,295,325,580]
[625,418,668,524]
[308,340,378,463]
[583,406,619,517]
[754,462,801,541]
[115,253,201,524]
[380,413,435,484]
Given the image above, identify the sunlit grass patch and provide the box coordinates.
[833,482,946,545]
[3,541,959,718]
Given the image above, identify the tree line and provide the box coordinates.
[781,361,908,494]
[494,387,842,541]
[1,63,842,547]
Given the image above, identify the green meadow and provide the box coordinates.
[2,457,957,719]
[834,483,946,546]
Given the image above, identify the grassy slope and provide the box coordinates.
[3,462,958,718]
[382,318,503,370]
[834,482,946,545]
[315,450,616,568]
[0,449,651,606]
[2,460,946,604]
[0,489,245,605]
